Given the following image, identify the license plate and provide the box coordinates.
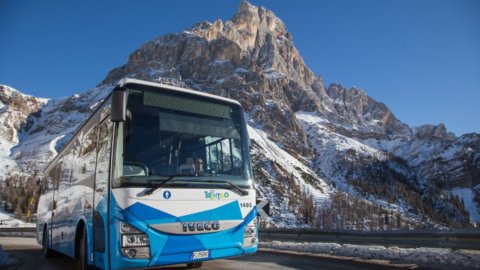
[192,250,209,260]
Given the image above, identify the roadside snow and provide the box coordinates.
[261,240,480,269]
[0,210,35,228]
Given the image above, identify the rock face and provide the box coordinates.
[0,85,48,176]
[103,1,324,156]
[1,1,479,228]
[324,84,411,137]
[0,85,46,140]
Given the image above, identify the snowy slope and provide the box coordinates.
[0,85,48,177]
[449,188,480,223]
[248,125,331,199]
[248,124,332,227]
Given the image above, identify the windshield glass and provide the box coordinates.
[112,88,253,188]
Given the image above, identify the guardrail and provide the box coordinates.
[0,227,36,238]
[1,227,479,250]
[259,229,480,250]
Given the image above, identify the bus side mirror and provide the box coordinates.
[111,90,127,122]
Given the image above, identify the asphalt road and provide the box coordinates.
[0,237,422,270]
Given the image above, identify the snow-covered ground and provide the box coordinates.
[261,240,480,269]
[0,210,35,228]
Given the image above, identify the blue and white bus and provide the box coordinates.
[36,78,258,269]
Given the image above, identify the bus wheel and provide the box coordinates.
[186,262,203,269]
[42,227,53,258]
[75,228,88,270]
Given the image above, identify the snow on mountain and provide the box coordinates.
[0,85,48,177]
[449,188,480,223]
[248,125,331,226]
[0,84,112,177]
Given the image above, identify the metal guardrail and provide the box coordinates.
[0,227,36,238]
[1,227,479,250]
[259,229,480,250]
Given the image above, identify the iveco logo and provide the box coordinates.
[182,221,220,232]
[150,220,242,234]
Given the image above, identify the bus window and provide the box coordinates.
[96,119,112,196]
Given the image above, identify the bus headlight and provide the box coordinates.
[120,222,150,259]
[122,234,149,247]
[243,217,257,247]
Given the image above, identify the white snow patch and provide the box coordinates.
[296,112,384,159]
[49,135,65,157]
[212,59,230,65]
[439,145,459,160]
[262,68,285,79]
[261,240,480,269]
[234,67,249,74]
[0,209,35,228]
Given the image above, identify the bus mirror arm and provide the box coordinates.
[111,90,127,122]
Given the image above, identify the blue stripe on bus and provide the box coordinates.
[122,200,243,224]
[177,201,242,222]
[123,202,178,224]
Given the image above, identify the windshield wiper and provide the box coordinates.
[140,176,249,197]
[202,180,249,196]
[143,174,181,195]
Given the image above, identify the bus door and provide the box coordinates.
[92,118,113,268]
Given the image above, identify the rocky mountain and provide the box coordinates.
[1,1,479,229]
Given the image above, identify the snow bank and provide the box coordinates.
[0,210,35,228]
[261,240,480,269]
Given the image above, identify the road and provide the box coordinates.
[0,237,423,270]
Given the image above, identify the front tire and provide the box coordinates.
[75,228,88,270]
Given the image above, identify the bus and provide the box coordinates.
[36,78,258,269]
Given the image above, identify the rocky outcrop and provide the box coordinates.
[413,124,455,141]
[323,84,411,137]
[0,85,46,142]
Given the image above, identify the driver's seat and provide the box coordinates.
[178,157,195,174]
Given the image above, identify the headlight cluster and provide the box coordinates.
[120,222,150,259]
[243,217,257,247]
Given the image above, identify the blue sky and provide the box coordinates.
[1,0,479,135]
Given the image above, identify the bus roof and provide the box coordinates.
[116,78,242,107]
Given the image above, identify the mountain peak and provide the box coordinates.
[238,0,256,13]
[186,0,291,52]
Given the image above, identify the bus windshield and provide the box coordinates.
[113,88,253,188]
